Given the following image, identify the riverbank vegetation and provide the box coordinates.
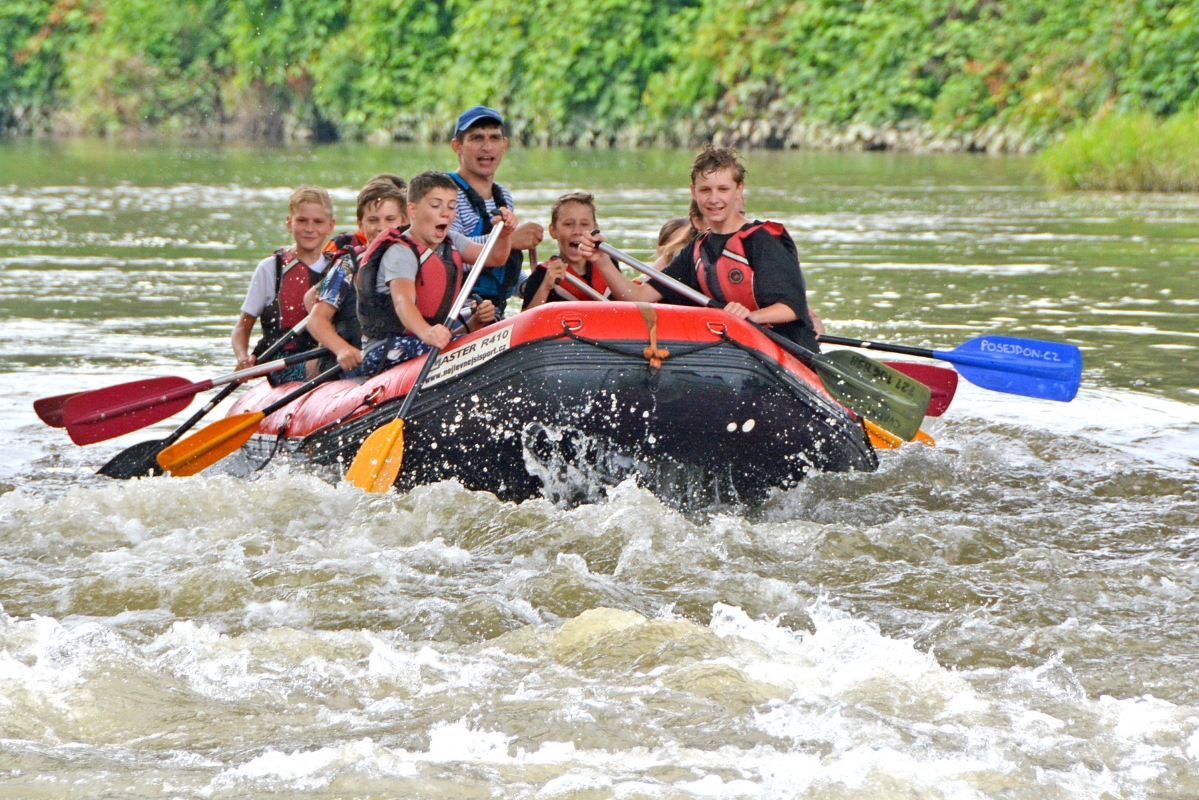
[3,0,1198,162]
[1038,113,1199,191]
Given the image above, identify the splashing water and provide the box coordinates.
[1,141,1198,796]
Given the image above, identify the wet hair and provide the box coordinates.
[550,191,597,227]
[657,217,689,248]
[368,173,407,193]
[288,185,334,217]
[356,179,407,222]
[657,217,697,264]
[407,171,460,206]
[690,144,746,185]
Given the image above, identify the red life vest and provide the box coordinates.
[539,258,610,301]
[693,221,793,310]
[356,228,463,340]
[324,230,366,257]
[253,248,324,357]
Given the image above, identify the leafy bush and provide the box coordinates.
[63,0,227,133]
[0,0,89,133]
[1037,112,1199,191]
[3,0,1199,172]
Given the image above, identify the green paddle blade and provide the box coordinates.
[813,350,930,441]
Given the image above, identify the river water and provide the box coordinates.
[1,141,1197,798]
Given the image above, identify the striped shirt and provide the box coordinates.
[452,182,516,243]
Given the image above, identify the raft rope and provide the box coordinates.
[635,303,670,369]
[297,386,385,448]
[247,414,293,472]
[557,318,719,365]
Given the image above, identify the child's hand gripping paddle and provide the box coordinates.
[594,239,930,441]
[345,222,507,492]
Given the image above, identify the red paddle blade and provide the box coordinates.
[883,361,958,417]
[34,392,82,427]
[63,376,196,445]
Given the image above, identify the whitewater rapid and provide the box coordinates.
[2,142,1198,797]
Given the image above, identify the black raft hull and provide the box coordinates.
[232,304,878,507]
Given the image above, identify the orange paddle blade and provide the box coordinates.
[864,420,904,449]
[345,418,404,493]
[865,420,936,449]
[156,411,265,477]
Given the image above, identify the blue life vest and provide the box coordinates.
[449,172,524,309]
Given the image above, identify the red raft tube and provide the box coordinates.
[226,302,878,506]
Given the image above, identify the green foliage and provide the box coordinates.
[223,0,349,94]
[308,0,452,138]
[0,0,90,133]
[1037,112,1199,191]
[64,0,228,133]
[439,0,690,141]
[3,0,1199,169]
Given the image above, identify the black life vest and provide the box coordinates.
[448,172,523,307]
[355,228,463,341]
[538,258,610,301]
[692,221,796,311]
[253,248,323,358]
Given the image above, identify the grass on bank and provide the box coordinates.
[1038,113,1199,192]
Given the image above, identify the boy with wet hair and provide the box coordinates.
[308,179,409,374]
[320,174,409,258]
[355,171,517,377]
[582,145,822,350]
[521,191,613,310]
[232,185,335,384]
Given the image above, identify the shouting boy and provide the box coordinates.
[232,185,336,384]
[355,171,516,377]
[582,146,822,351]
[521,191,612,310]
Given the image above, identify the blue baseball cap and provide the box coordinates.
[453,106,505,137]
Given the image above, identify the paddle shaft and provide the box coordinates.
[74,347,328,426]
[819,334,933,359]
[596,241,822,367]
[552,270,608,302]
[124,317,316,452]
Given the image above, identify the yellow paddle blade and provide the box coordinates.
[156,411,265,477]
[913,429,936,447]
[345,418,404,493]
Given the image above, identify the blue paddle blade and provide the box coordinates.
[935,335,1083,402]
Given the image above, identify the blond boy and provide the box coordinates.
[232,186,335,383]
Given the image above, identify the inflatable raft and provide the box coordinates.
[226,302,878,505]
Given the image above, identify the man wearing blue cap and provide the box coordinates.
[449,106,543,318]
